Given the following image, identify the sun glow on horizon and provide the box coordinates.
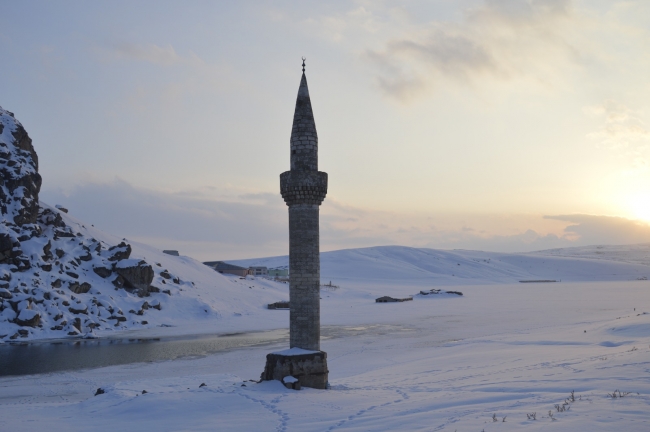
[623,191,650,224]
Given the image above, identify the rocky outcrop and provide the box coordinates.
[0,107,190,340]
[14,309,40,327]
[107,242,131,261]
[115,260,154,297]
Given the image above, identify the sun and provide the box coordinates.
[625,192,650,223]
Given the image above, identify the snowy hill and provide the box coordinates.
[230,244,650,286]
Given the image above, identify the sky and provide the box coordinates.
[1,0,650,260]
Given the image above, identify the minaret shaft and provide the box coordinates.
[288,204,321,350]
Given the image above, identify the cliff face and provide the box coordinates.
[0,107,42,227]
[0,107,43,271]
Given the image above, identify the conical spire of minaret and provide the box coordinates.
[290,58,318,171]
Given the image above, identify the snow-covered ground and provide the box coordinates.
[1,278,649,431]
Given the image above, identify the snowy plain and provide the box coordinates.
[1,238,649,430]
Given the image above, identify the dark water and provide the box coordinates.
[0,324,410,377]
[0,329,289,377]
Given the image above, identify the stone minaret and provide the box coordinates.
[261,60,329,389]
[280,59,328,351]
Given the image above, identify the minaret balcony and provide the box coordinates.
[280,171,328,206]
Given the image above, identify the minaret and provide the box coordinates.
[261,59,329,390]
[280,58,328,351]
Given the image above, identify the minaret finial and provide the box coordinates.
[302,57,306,73]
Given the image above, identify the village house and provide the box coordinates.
[250,266,268,276]
[203,261,251,277]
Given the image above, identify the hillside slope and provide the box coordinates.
[230,245,650,286]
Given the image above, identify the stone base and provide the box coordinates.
[261,350,328,389]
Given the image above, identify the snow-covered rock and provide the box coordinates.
[0,107,41,227]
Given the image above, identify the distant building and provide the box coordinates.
[203,261,251,277]
[250,266,268,276]
[268,268,289,277]
[163,250,180,256]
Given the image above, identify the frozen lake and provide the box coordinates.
[0,324,409,376]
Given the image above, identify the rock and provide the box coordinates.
[160,270,171,279]
[41,263,52,272]
[0,234,14,263]
[55,249,64,258]
[73,317,82,331]
[39,208,66,228]
[42,240,52,260]
[55,204,68,213]
[69,304,88,314]
[51,279,62,288]
[66,271,79,279]
[92,266,112,278]
[111,275,125,288]
[107,242,132,261]
[94,388,105,396]
[115,260,154,297]
[0,288,12,299]
[14,309,40,327]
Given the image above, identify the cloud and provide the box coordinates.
[366,0,579,100]
[40,178,288,260]
[586,100,650,173]
[115,43,181,66]
[544,214,650,245]
[92,41,242,113]
[300,6,383,43]
[101,42,204,67]
[40,179,650,260]
[586,100,650,149]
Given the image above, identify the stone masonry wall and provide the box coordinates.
[288,204,321,351]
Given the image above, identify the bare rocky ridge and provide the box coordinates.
[0,107,188,340]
